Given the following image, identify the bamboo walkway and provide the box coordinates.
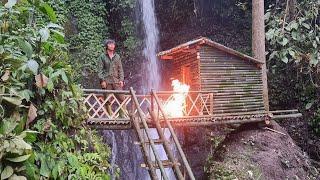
[82,88,301,180]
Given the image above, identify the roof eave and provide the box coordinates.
[157,37,264,64]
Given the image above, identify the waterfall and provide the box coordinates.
[110,131,117,180]
[140,0,161,93]
[138,0,176,179]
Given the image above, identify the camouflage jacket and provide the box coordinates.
[97,52,124,83]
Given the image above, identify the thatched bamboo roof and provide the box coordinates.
[158,37,263,64]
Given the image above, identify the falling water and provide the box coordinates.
[139,0,176,179]
[110,131,117,180]
[140,0,160,92]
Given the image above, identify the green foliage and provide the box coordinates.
[65,0,139,86]
[266,0,320,134]
[266,1,319,65]
[66,0,108,80]
[107,0,139,57]
[0,0,112,179]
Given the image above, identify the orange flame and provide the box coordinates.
[163,80,190,117]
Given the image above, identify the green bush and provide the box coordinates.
[0,0,112,179]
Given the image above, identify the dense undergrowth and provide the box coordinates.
[0,0,112,179]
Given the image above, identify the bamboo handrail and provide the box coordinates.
[152,90,196,180]
[82,89,131,94]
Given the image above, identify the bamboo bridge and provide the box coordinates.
[82,88,301,180]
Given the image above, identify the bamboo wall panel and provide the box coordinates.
[199,46,264,114]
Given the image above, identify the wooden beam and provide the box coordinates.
[252,0,269,111]
[160,55,173,60]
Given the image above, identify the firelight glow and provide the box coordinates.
[163,80,190,117]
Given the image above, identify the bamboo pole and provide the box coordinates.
[130,88,168,180]
[131,117,159,180]
[83,89,131,94]
[152,90,196,180]
[201,80,262,84]
[271,113,302,119]
[213,107,265,113]
[201,77,262,81]
[149,110,184,180]
[269,109,299,114]
[200,65,258,69]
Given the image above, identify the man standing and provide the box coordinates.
[98,39,125,117]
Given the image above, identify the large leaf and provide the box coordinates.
[39,28,50,42]
[0,120,17,134]
[47,78,54,92]
[1,70,10,82]
[2,96,22,106]
[280,38,289,46]
[8,174,27,180]
[40,157,50,177]
[60,70,68,84]
[35,74,48,88]
[47,23,63,29]
[18,89,33,102]
[51,30,65,43]
[22,131,37,143]
[18,40,33,58]
[12,138,32,150]
[27,103,37,128]
[41,3,57,22]
[4,0,17,9]
[1,166,13,180]
[6,154,31,163]
[27,60,39,75]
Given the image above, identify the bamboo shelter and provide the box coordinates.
[158,37,266,115]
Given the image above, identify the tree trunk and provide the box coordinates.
[252,0,269,111]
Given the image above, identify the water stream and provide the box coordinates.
[103,0,177,179]
[140,0,160,93]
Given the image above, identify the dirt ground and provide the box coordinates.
[206,121,319,180]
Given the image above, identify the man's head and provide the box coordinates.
[104,39,116,51]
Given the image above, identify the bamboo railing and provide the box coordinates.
[83,89,215,122]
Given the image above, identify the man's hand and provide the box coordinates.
[101,81,107,89]
[119,81,124,88]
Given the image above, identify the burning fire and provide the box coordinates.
[163,80,190,117]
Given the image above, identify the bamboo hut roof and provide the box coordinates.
[157,37,263,64]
